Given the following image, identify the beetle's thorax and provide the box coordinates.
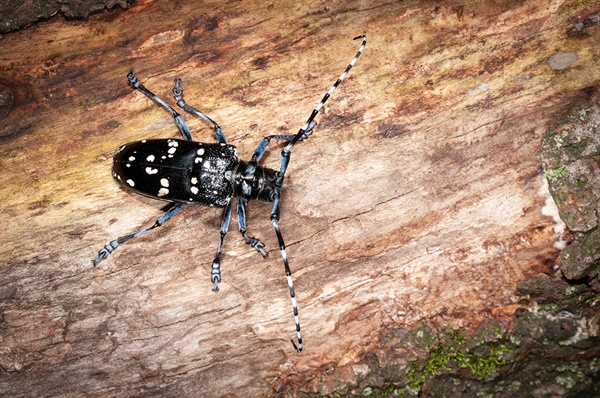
[230,160,279,202]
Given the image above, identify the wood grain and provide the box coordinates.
[0,0,599,396]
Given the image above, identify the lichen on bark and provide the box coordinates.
[542,91,600,280]
[299,274,600,397]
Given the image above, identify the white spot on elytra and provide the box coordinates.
[147,155,155,162]
[168,147,177,155]
[191,186,199,194]
[145,167,158,175]
[160,178,169,187]
[126,179,135,187]
[157,188,169,197]
[141,140,147,143]
[168,140,179,147]
[191,177,198,184]
[126,164,131,168]
[195,157,203,164]
[197,148,205,155]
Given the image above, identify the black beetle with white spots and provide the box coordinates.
[93,35,366,352]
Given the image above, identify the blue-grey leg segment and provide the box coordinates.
[250,128,314,163]
[173,79,227,144]
[237,198,268,257]
[127,71,193,141]
[250,121,316,163]
[211,199,232,291]
[93,203,184,266]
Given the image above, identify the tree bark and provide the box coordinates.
[0,0,599,396]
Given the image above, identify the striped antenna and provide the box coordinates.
[285,35,367,154]
[272,35,367,352]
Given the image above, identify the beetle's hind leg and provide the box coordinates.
[127,71,193,141]
[93,203,184,266]
[173,79,227,145]
[237,198,268,257]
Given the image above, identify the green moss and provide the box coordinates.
[406,363,425,396]
[584,293,600,304]
[380,382,401,397]
[406,329,513,393]
[448,328,466,343]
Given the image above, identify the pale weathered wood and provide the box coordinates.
[0,0,599,396]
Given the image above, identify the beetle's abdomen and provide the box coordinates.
[112,139,238,207]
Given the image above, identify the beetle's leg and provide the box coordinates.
[127,71,193,141]
[93,203,184,266]
[211,199,232,292]
[249,121,316,164]
[173,79,226,145]
[269,197,303,353]
[237,198,268,257]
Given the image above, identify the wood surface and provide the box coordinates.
[0,0,599,396]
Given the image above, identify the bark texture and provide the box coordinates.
[0,0,599,396]
[0,0,133,33]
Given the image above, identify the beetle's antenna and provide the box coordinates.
[270,35,367,352]
[286,35,366,160]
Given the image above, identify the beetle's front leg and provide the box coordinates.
[237,198,268,257]
[249,121,316,164]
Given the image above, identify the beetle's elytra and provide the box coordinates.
[112,139,278,205]
[94,35,367,352]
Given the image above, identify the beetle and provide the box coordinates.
[93,35,366,352]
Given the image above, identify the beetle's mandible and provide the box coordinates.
[93,35,367,352]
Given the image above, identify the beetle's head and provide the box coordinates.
[234,161,279,202]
